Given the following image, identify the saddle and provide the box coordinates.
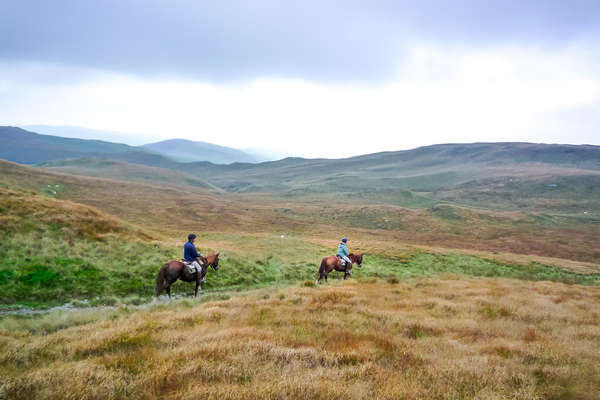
[181,259,203,273]
[337,255,347,267]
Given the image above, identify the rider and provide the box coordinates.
[337,237,352,275]
[184,234,204,276]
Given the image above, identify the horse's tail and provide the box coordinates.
[316,258,327,284]
[155,263,169,297]
[318,258,327,275]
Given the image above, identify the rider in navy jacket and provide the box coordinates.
[184,234,203,262]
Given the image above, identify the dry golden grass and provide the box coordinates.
[2,278,599,399]
[0,188,149,241]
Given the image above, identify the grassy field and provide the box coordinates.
[1,158,599,309]
[1,151,600,398]
[2,278,600,399]
[3,225,598,308]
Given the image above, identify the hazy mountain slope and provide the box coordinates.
[242,147,291,162]
[0,126,142,164]
[23,125,164,146]
[2,127,257,166]
[143,138,257,164]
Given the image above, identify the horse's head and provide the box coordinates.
[350,253,363,268]
[209,252,220,271]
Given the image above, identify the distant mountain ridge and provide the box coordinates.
[0,126,259,165]
[0,126,140,164]
[24,125,286,162]
[143,138,257,164]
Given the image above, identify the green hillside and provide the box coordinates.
[30,141,600,215]
[175,143,600,214]
[40,158,220,192]
[181,142,600,189]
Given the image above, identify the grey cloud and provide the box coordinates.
[1,0,599,82]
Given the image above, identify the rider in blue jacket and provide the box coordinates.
[337,237,352,274]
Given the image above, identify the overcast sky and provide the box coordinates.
[1,0,599,158]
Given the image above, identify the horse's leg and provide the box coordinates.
[166,283,172,299]
[196,268,206,297]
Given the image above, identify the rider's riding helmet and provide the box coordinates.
[341,237,348,243]
[188,233,197,241]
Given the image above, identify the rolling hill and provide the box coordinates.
[143,138,257,164]
[4,126,598,216]
[20,137,599,215]
[40,157,221,192]
[168,142,600,215]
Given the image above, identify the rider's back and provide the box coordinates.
[337,242,349,257]
[184,241,199,262]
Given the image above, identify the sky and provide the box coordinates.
[1,0,599,158]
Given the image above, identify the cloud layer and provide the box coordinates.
[1,1,599,156]
[1,1,599,82]
[2,45,598,158]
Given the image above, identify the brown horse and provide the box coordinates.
[316,253,363,283]
[155,253,220,298]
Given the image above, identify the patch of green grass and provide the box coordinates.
[478,304,513,319]
[431,204,461,220]
[404,323,441,339]
[0,307,129,335]
[351,252,600,286]
[0,231,176,305]
[184,178,212,189]
[2,230,598,309]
